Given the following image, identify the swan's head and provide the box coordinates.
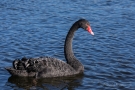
[78,19,94,35]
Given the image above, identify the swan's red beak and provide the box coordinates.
[86,26,94,35]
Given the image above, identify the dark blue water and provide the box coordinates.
[0,0,135,90]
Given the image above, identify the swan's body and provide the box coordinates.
[5,19,94,78]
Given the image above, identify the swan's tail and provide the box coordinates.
[5,67,36,77]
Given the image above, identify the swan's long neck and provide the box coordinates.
[64,22,84,73]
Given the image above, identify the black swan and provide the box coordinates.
[5,19,94,78]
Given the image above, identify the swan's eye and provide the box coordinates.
[79,22,83,26]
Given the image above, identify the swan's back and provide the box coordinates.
[6,57,76,78]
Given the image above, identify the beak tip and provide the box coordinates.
[91,32,94,35]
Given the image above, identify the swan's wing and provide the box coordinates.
[27,57,76,77]
[6,57,76,78]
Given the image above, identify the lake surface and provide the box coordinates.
[0,0,135,90]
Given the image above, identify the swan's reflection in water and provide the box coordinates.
[7,74,84,90]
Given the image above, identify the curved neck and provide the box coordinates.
[64,22,84,72]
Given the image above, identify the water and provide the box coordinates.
[0,0,135,89]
